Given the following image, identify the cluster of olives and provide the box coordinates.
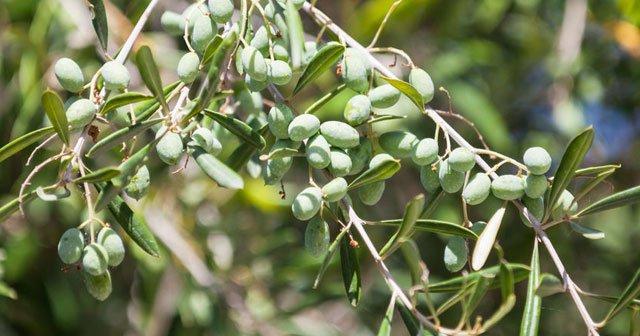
[57,227,124,300]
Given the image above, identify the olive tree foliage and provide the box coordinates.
[1,0,639,334]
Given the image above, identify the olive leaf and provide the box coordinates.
[203,109,266,149]
[379,194,425,257]
[201,34,224,66]
[400,240,429,294]
[377,296,396,336]
[284,0,305,69]
[574,164,621,177]
[293,42,345,95]
[86,118,163,157]
[88,0,108,51]
[536,273,564,298]
[471,205,506,270]
[573,167,616,204]
[72,166,121,183]
[227,124,270,171]
[191,145,244,189]
[368,114,407,124]
[348,159,400,190]
[544,127,594,220]
[135,46,169,113]
[99,92,153,115]
[569,222,605,239]
[41,89,69,145]
[303,83,347,114]
[313,228,349,289]
[602,267,640,323]
[379,75,424,110]
[339,237,361,307]
[260,147,301,161]
[0,126,54,164]
[0,281,17,299]
[461,275,492,322]
[35,186,70,201]
[519,241,541,336]
[499,261,515,300]
[428,263,530,293]
[135,81,181,121]
[0,190,38,222]
[106,194,160,257]
[375,218,477,239]
[479,294,516,332]
[578,185,640,217]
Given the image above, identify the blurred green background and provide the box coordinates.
[1,0,640,334]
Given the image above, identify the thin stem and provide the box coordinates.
[250,0,276,60]
[473,148,528,172]
[303,84,346,114]
[368,47,414,67]
[114,0,159,64]
[367,0,403,49]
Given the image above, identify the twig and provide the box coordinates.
[366,0,403,49]
[26,134,58,166]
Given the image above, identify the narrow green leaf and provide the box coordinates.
[348,159,401,190]
[36,186,70,201]
[379,75,424,110]
[106,194,160,257]
[73,167,121,183]
[0,126,55,164]
[397,302,434,335]
[428,263,530,293]
[480,294,516,332]
[86,118,163,157]
[368,114,407,124]
[261,147,301,160]
[226,124,270,171]
[285,0,305,69]
[536,273,564,298]
[400,240,429,293]
[135,46,168,112]
[379,194,425,257]
[0,191,38,222]
[545,127,594,220]
[520,241,541,336]
[375,219,478,239]
[573,168,616,203]
[578,185,640,216]
[461,275,492,322]
[42,90,69,145]
[192,145,244,189]
[88,0,108,50]
[313,227,349,289]
[569,222,605,239]
[201,35,224,66]
[0,281,17,299]
[377,296,396,336]
[500,262,515,300]
[303,83,347,114]
[99,92,153,115]
[135,81,181,121]
[293,42,345,94]
[339,237,361,307]
[203,109,265,149]
[603,268,640,323]
[574,164,621,177]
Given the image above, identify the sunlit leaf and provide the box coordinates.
[375,219,477,239]
[379,194,425,257]
[578,185,640,217]
[203,109,265,149]
[428,263,530,293]
[201,35,224,66]
[192,145,244,189]
[99,92,152,115]
[106,194,160,257]
[569,222,605,239]
[0,126,55,164]
[348,159,400,190]
[293,42,345,94]
[41,90,69,145]
[472,205,506,270]
[86,118,163,157]
[73,167,121,183]
[135,46,168,112]
[379,75,424,110]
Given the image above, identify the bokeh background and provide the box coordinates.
[1,0,640,335]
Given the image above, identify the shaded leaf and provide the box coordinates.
[578,185,640,216]
[536,273,564,298]
[0,281,17,299]
[227,124,270,171]
[348,159,401,190]
[499,262,515,300]
[203,109,265,149]
[569,222,605,239]
[0,126,55,164]
[135,46,168,112]
[520,240,541,336]
[480,294,516,332]
[313,228,349,289]
[293,42,345,94]
[339,237,361,306]
[377,296,395,336]
[100,92,152,115]
[428,263,530,293]
[106,194,160,257]
[0,191,38,222]
[201,35,224,66]
[88,0,108,50]
[461,275,492,322]
[41,90,69,145]
[285,0,305,69]
[73,167,121,183]
[379,194,425,257]
[603,268,640,323]
[135,81,181,121]
[379,75,424,110]
[375,219,477,239]
[86,118,163,157]
[192,145,244,189]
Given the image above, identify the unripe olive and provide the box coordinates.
[358,181,385,205]
[305,217,330,258]
[408,68,434,103]
[250,26,270,51]
[83,270,112,301]
[191,15,216,53]
[58,228,85,264]
[343,95,371,126]
[156,129,184,165]
[177,52,200,84]
[346,138,372,175]
[277,0,305,9]
[264,139,297,184]
[420,165,440,193]
[319,121,360,149]
[66,99,97,129]
[97,227,125,267]
[244,73,267,92]
[288,114,320,141]
[520,196,544,227]
[491,175,525,200]
[341,48,369,93]
[242,46,268,81]
[322,177,348,202]
[328,148,352,177]
[190,127,221,155]
[267,59,292,85]
[82,243,109,276]
[448,147,475,172]
[551,190,578,220]
[379,131,418,158]
[412,138,439,166]
[292,186,323,220]
[368,84,400,109]
[273,43,290,62]
[208,0,234,23]
[369,153,395,169]
[444,236,468,272]
[182,4,208,31]
[462,173,491,205]
[306,134,331,169]
[524,174,548,198]
[106,106,131,128]
[125,165,150,200]
[438,160,464,193]
[161,11,185,35]
[523,147,552,175]
[54,58,85,93]
[101,61,130,91]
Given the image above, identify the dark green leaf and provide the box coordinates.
[201,35,224,66]
[428,263,530,293]
[379,194,425,257]
[135,46,168,112]
[106,194,160,257]
[0,191,38,222]
[86,118,163,157]
[397,302,434,335]
[88,0,108,50]
[578,185,640,216]
[377,296,395,336]
[99,92,153,115]
[73,167,121,183]
[203,109,265,149]
[41,90,69,145]
[293,42,345,94]
[604,267,640,323]
[375,219,478,239]
[313,228,349,289]
[0,126,55,164]
[520,241,541,336]
[348,159,401,190]
[226,124,270,171]
[400,241,429,293]
[339,237,361,306]
[192,145,244,189]
[545,127,594,220]
[500,262,515,300]
[379,75,424,110]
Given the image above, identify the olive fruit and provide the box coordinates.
[306,134,331,169]
[523,147,552,175]
[242,46,268,81]
[305,218,330,258]
[343,94,371,126]
[462,173,491,205]
[82,243,109,276]
[491,175,525,200]
[161,11,185,35]
[66,99,97,129]
[368,84,400,109]
[448,147,475,172]
[322,177,348,202]
[156,128,184,165]
[524,174,548,198]
[420,165,440,193]
[292,187,323,220]
[54,58,84,93]
[191,15,216,53]
[208,0,234,23]
[379,131,418,159]
[408,68,434,103]
[58,228,85,264]
[97,227,125,267]
[177,52,200,84]
[412,138,439,166]
[551,190,578,220]
[319,121,360,149]
[101,61,130,91]
[83,271,112,301]
[288,114,320,141]
[125,165,150,200]
[341,48,369,93]
[444,236,468,272]
[267,59,292,85]
[328,148,352,177]
[438,160,464,193]
[358,181,385,205]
